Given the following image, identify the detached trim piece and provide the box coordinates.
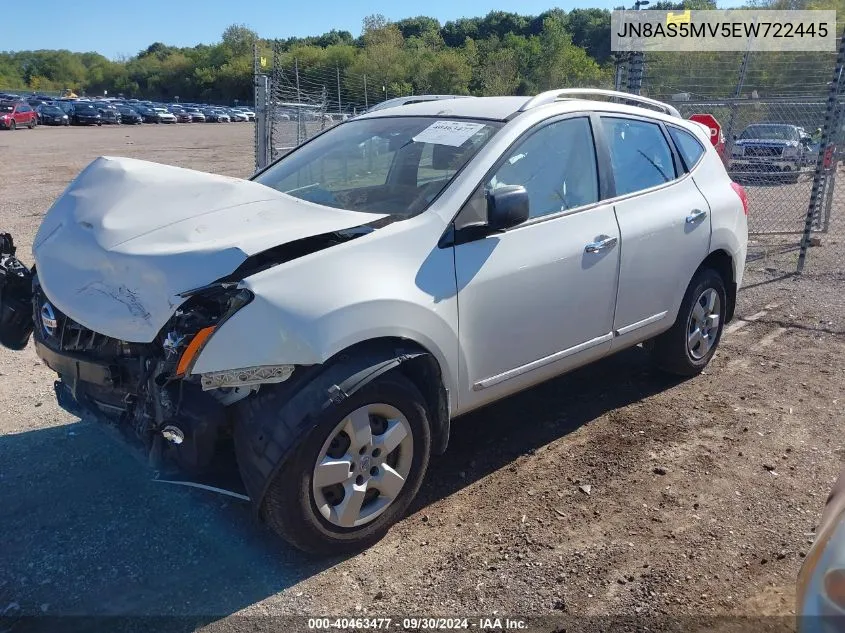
[200,364,295,391]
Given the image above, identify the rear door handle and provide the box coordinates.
[585,235,618,253]
[686,209,708,224]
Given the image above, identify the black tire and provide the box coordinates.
[9,120,15,130]
[28,119,35,129]
[652,267,727,377]
[260,372,431,556]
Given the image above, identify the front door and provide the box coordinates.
[453,115,621,412]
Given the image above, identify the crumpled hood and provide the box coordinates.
[33,156,384,343]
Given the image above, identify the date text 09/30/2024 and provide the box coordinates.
[306,617,529,630]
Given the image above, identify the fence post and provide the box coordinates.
[336,65,342,117]
[614,55,625,92]
[724,49,751,159]
[797,29,845,274]
[364,74,368,109]
[626,52,643,95]
[295,57,303,145]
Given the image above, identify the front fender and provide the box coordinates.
[190,295,460,407]
[232,341,447,510]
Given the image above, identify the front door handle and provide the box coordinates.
[686,209,708,224]
[585,235,618,253]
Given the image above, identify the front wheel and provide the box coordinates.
[260,372,431,555]
[652,267,727,376]
[9,120,15,130]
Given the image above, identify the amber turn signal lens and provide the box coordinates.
[175,326,216,377]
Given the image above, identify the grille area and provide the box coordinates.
[33,286,118,355]
[744,146,783,158]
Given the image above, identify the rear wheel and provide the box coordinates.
[260,372,431,555]
[653,267,726,376]
[28,118,35,129]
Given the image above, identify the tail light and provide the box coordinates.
[730,181,748,216]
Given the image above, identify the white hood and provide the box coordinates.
[33,156,384,343]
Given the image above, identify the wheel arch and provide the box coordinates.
[232,336,450,514]
[699,248,736,322]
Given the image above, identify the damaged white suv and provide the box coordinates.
[0,90,747,554]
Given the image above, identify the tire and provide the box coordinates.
[260,372,432,555]
[9,120,15,130]
[28,118,35,129]
[652,267,727,377]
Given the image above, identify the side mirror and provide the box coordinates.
[486,185,529,231]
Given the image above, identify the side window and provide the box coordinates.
[602,117,678,196]
[668,126,706,171]
[456,117,599,229]
[18,105,29,113]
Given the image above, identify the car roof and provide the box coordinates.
[356,90,690,124]
[358,96,530,121]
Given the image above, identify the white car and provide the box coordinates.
[153,108,177,124]
[234,107,255,121]
[0,89,747,555]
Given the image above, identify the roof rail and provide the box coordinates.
[519,89,681,118]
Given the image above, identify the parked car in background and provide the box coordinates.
[202,109,226,122]
[70,103,103,126]
[184,107,206,122]
[226,108,248,122]
[234,107,255,121]
[36,104,70,126]
[94,103,121,125]
[117,105,143,125]
[729,123,810,183]
[135,106,160,124]
[174,111,193,123]
[55,101,75,116]
[153,108,177,124]
[0,101,38,130]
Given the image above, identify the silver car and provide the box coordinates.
[0,89,748,555]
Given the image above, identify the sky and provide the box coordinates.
[0,0,748,59]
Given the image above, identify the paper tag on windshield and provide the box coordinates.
[413,121,485,147]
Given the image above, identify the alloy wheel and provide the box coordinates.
[687,287,721,360]
[312,403,414,529]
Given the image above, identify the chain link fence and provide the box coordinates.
[617,35,845,276]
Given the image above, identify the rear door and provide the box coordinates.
[598,115,712,349]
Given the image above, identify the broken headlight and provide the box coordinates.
[162,284,254,378]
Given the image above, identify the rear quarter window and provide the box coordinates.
[668,127,706,171]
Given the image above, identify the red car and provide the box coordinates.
[0,101,37,130]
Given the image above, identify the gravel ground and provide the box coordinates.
[0,123,842,631]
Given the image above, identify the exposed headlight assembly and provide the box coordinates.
[783,146,800,158]
[164,284,254,378]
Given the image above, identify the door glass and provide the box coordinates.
[602,117,678,196]
[456,117,599,229]
[668,126,706,171]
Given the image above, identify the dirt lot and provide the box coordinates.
[0,123,843,630]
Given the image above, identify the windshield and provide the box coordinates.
[740,125,799,141]
[254,117,501,216]
[41,106,62,114]
[76,104,97,112]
